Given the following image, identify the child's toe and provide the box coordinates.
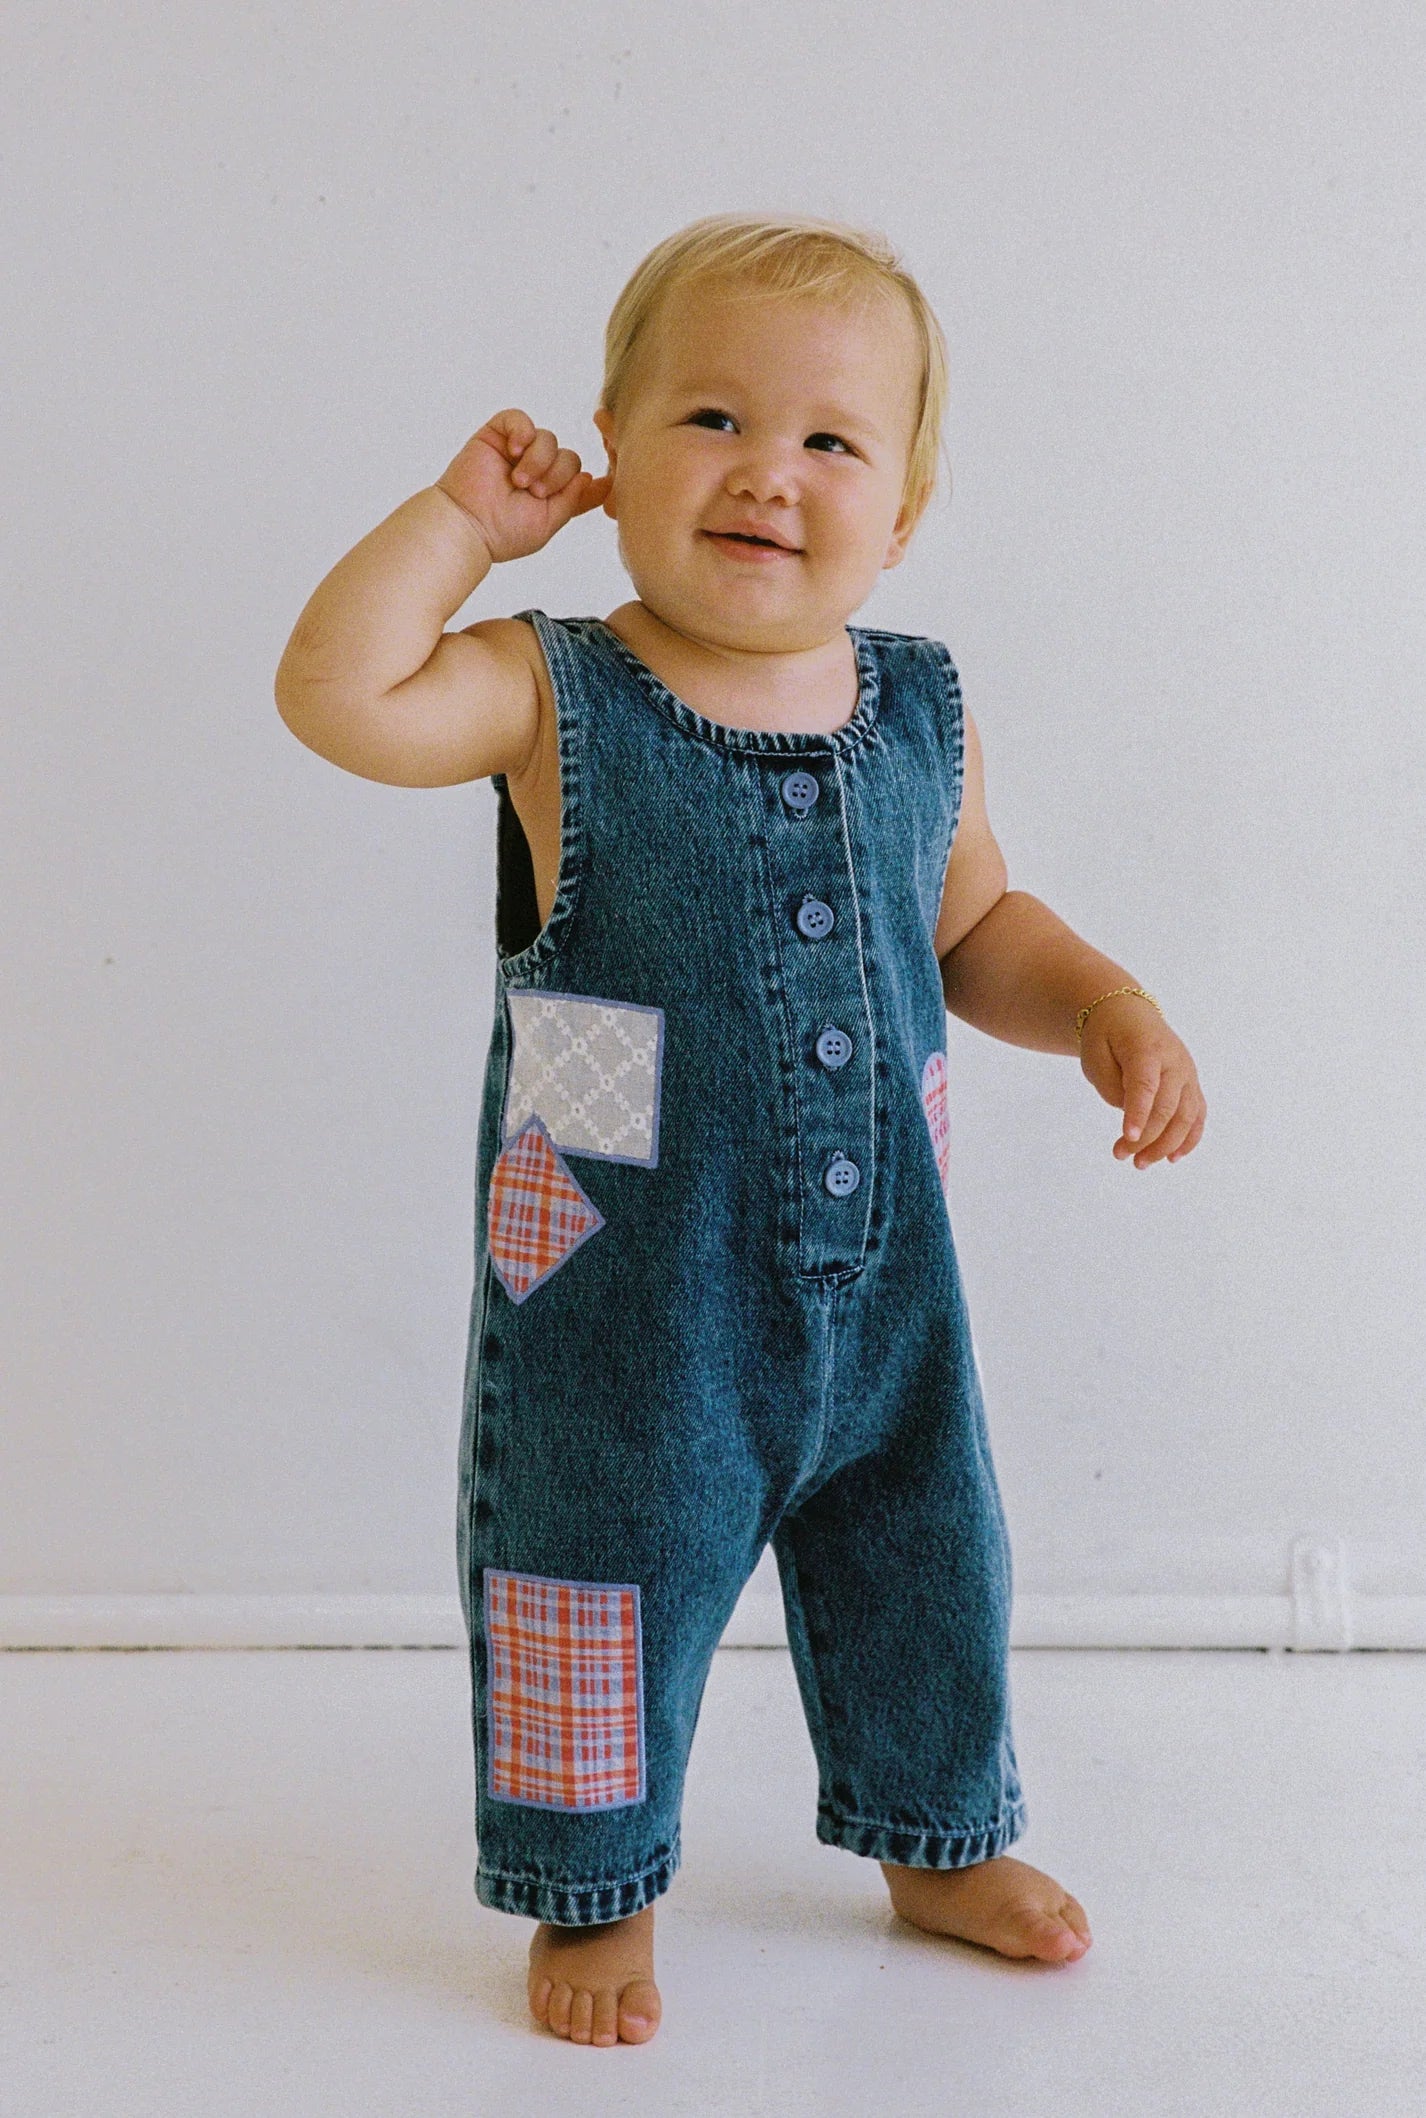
[618,1978,662,2042]
[591,1988,620,2045]
[1026,1910,1084,1960]
[546,1980,574,2035]
[568,1987,595,2042]
[1061,1894,1093,1946]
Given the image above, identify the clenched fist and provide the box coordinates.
[436,409,612,564]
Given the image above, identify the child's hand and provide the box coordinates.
[436,409,612,564]
[1078,998,1206,1168]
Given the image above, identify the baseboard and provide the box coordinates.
[723,1585,1426,1651]
[3,1581,1424,1650]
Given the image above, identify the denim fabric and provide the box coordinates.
[456,611,1025,1925]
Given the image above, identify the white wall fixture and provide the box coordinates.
[1288,1536,1353,1653]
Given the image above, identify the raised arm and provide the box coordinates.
[273,410,609,787]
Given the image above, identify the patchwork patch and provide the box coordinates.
[484,1568,646,1811]
[921,1050,951,1191]
[503,989,664,1165]
[487,1116,604,1304]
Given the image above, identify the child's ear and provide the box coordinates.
[591,406,619,519]
[882,486,928,570]
[877,489,923,567]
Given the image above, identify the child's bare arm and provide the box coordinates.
[934,706,1206,1162]
[274,410,609,786]
[937,709,1137,1054]
[933,709,1009,960]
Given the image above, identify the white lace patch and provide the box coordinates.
[503,990,665,1165]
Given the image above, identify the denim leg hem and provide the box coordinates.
[816,1797,1027,1869]
[474,1836,681,1925]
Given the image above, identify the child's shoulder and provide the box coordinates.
[850,623,963,689]
[851,620,952,649]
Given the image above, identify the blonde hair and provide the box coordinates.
[600,212,950,526]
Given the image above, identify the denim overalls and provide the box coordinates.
[456,610,1025,1926]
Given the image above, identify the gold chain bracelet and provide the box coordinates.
[1074,986,1163,1043]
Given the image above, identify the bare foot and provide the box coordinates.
[881,1853,1092,1964]
[527,1902,661,2046]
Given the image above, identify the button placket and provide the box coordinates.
[765,753,873,1274]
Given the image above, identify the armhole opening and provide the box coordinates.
[494,776,542,960]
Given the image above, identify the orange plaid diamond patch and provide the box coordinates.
[487,1116,605,1303]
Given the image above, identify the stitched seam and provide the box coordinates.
[749,773,806,1263]
[927,637,965,844]
[831,750,877,1260]
[588,618,882,758]
[496,612,587,982]
[784,1273,841,1504]
[462,1242,496,1593]
[818,1797,1025,1836]
[777,1539,833,1771]
[477,1842,678,1889]
[776,1285,840,1756]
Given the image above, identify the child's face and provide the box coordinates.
[592,277,924,653]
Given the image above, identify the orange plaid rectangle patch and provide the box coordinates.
[484,1569,646,1811]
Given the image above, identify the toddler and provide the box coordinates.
[275,213,1206,2049]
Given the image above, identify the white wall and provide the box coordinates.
[3,2,1422,1634]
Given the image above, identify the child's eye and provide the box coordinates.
[688,408,736,431]
[805,432,853,454]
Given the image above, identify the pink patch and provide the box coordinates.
[921,1051,951,1191]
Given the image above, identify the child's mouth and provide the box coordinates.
[705,531,801,557]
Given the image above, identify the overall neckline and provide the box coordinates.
[585,616,882,757]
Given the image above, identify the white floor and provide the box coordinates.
[3,1645,1423,2117]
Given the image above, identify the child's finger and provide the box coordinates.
[1116,1080,1172,1157]
[1128,1091,1195,1166]
[1118,1062,1162,1143]
[549,468,612,529]
[483,408,535,460]
[1121,1074,1187,1157]
[555,474,614,523]
[1168,1105,1207,1162]
[568,470,614,516]
[524,445,583,497]
[510,427,560,486]
[1154,1100,1198,1161]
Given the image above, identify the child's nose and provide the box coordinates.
[727,448,800,506]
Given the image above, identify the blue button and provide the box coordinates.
[781,770,820,816]
[795,895,835,940]
[815,1026,852,1070]
[824,1153,861,1197]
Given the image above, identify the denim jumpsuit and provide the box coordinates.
[456,610,1025,1926]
